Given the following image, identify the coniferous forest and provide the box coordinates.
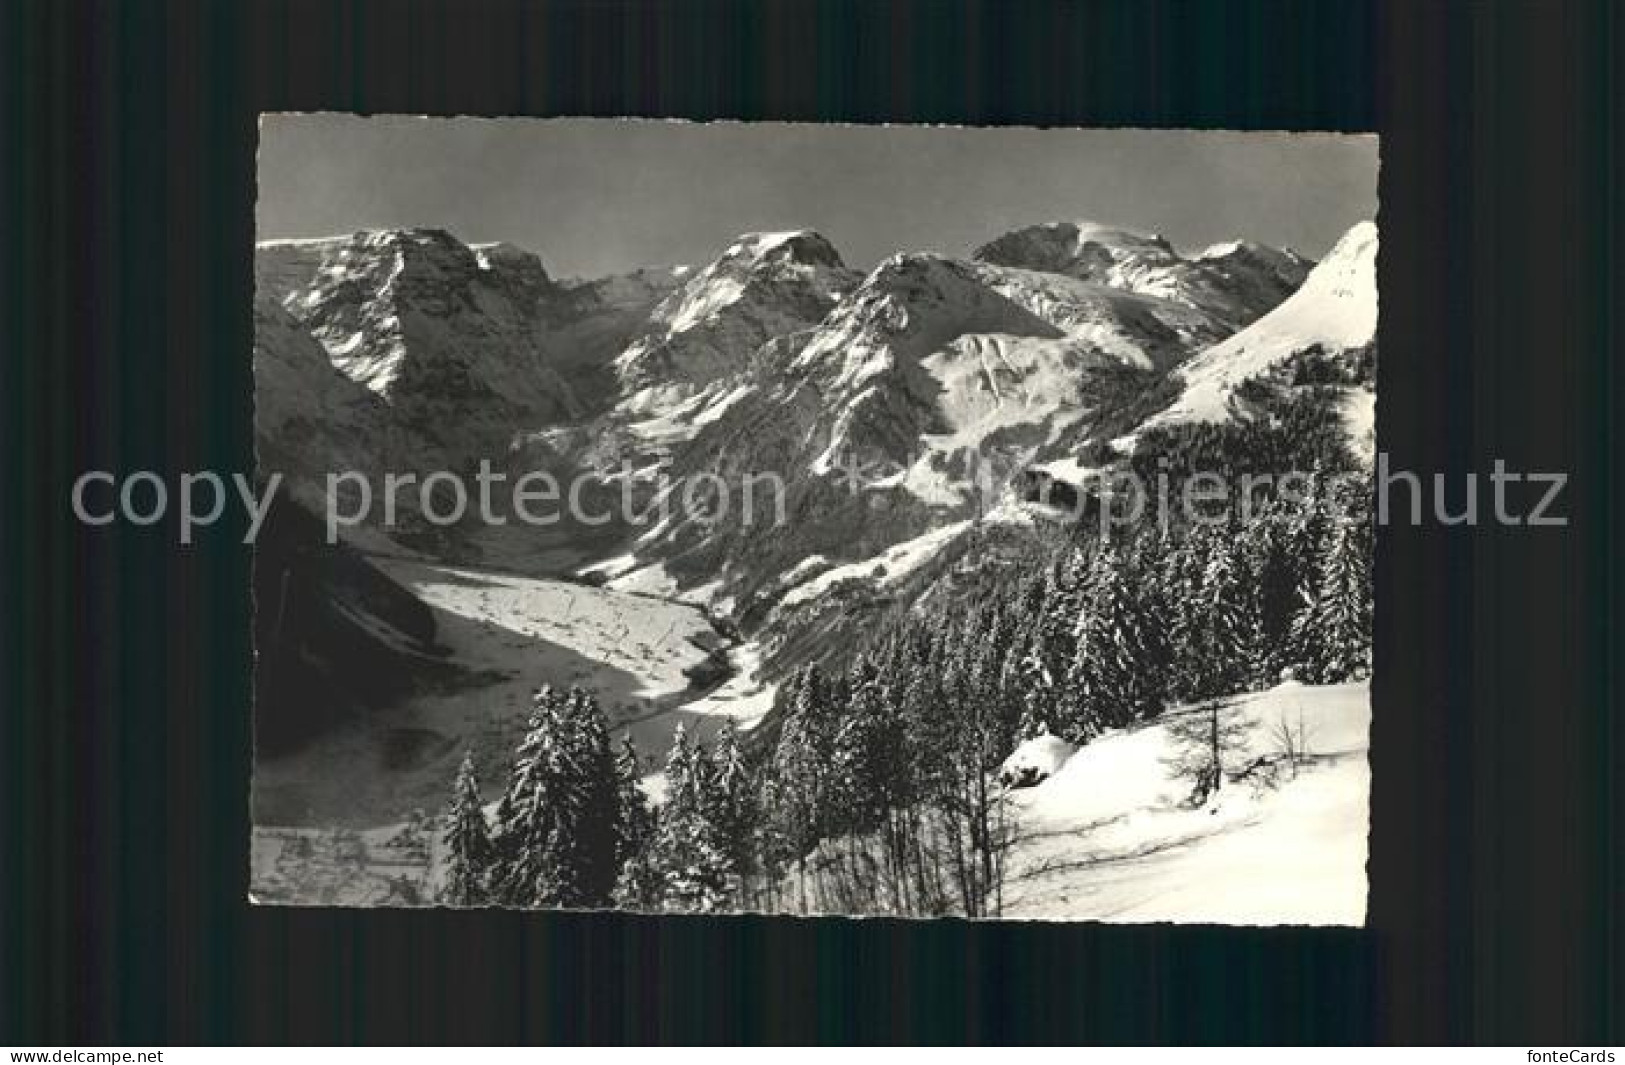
[439,383,1375,918]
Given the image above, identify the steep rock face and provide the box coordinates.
[620,250,1231,607]
[257,232,693,565]
[252,292,448,510]
[532,265,693,404]
[973,221,1312,332]
[257,229,584,466]
[1134,220,1377,442]
[256,238,330,305]
[1187,239,1316,324]
[614,230,860,410]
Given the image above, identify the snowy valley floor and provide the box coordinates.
[252,556,773,830]
[251,555,1368,922]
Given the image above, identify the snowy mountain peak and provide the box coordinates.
[724,229,847,270]
[471,240,554,293]
[309,229,487,297]
[1194,237,1312,276]
[792,253,1063,386]
[973,221,1176,279]
[336,229,558,310]
[259,228,559,322]
[613,229,860,408]
[972,220,1312,332]
[1314,220,1377,289]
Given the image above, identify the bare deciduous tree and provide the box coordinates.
[1162,699,1255,807]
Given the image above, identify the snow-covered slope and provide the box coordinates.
[972,263,1234,371]
[775,521,975,608]
[1136,220,1377,438]
[1006,680,1370,925]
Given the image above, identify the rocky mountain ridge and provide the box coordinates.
[254,218,1374,645]
[972,220,1313,333]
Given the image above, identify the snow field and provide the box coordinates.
[1004,680,1370,924]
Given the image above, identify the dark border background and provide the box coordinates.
[2,0,1620,1045]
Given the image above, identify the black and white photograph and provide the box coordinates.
[14,0,1625,1047]
[248,118,1378,921]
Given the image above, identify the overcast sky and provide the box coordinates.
[258,116,1377,280]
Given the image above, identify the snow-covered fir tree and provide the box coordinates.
[1159,532,1210,702]
[1237,507,1302,686]
[440,750,491,907]
[488,685,620,909]
[1292,495,1373,683]
[829,669,907,834]
[610,736,661,909]
[1190,529,1257,699]
[1162,699,1256,806]
[706,722,760,892]
[649,725,736,913]
[1058,546,1164,740]
[765,665,839,865]
[1016,550,1088,735]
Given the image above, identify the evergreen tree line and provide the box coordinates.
[1129,383,1363,491]
[441,473,1372,917]
[440,684,759,913]
[787,471,1373,756]
[734,470,1374,913]
[440,685,624,908]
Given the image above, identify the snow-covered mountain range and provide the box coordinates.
[972,221,1313,333]
[257,229,686,467]
[254,214,1375,627]
[254,217,1373,730]
[1132,220,1378,453]
[252,214,1376,919]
